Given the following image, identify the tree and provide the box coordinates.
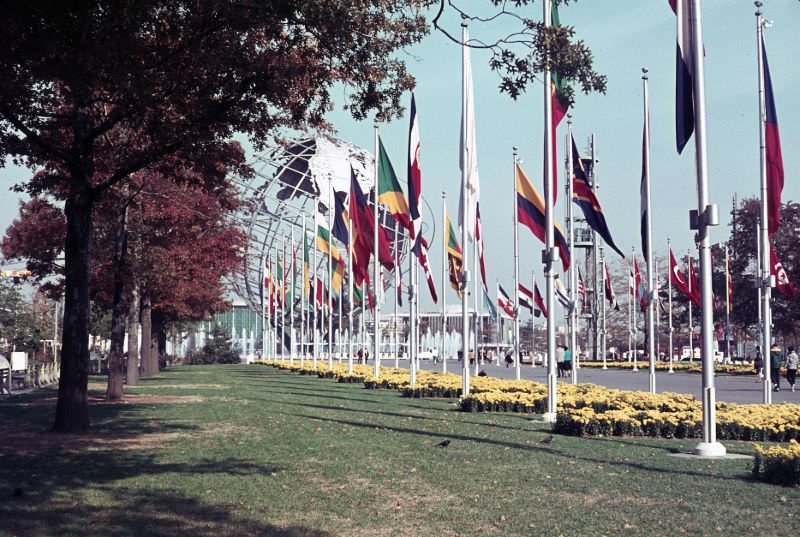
[189,324,239,365]
[0,1,604,431]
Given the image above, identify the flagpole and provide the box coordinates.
[281,239,287,362]
[408,232,416,385]
[631,247,637,371]
[348,200,354,375]
[473,226,480,376]
[725,244,731,362]
[415,258,421,376]
[291,226,296,365]
[642,67,656,394]
[668,239,674,373]
[338,268,343,363]
[327,185,334,371]
[512,146,521,381]
[312,231,318,368]
[301,215,306,366]
[600,251,607,370]
[689,0,725,456]
[273,248,279,360]
[566,118,577,384]
[756,2,772,405]
[460,19,471,396]
[261,252,267,360]
[393,221,400,369]
[372,123,381,379]
[442,191,448,375]
[687,251,693,363]
[532,272,537,367]
[542,0,557,422]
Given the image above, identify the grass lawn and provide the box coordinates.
[1,364,797,537]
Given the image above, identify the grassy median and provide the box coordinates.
[0,364,797,537]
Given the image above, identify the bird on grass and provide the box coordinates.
[435,440,451,448]
[539,435,554,444]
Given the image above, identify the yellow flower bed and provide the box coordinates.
[753,440,800,486]
[578,361,753,375]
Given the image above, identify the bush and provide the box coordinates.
[188,324,240,364]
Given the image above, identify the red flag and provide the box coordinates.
[497,284,515,318]
[770,247,796,299]
[687,257,701,308]
[762,37,785,237]
[476,203,488,293]
[633,257,646,312]
[349,167,393,286]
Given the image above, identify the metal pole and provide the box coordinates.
[632,248,639,372]
[301,216,307,365]
[725,244,732,362]
[348,208,354,374]
[393,221,400,369]
[327,186,334,371]
[312,231,318,368]
[373,123,381,379]
[688,251,693,363]
[261,252,267,360]
[531,272,537,368]
[690,0,725,456]
[513,147,521,381]
[442,191,448,374]
[642,68,656,394]
[474,229,480,376]
[567,119,577,384]
[409,231,417,384]
[600,252,607,370]
[668,239,674,373]
[460,20,471,395]
[756,3,772,405]
[337,266,343,363]
[280,240,286,361]
[290,227,296,364]
[542,0,557,422]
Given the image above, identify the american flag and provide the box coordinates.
[577,269,587,313]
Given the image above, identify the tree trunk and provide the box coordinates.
[140,294,153,378]
[106,202,130,401]
[126,285,140,386]
[152,309,166,371]
[53,185,94,433]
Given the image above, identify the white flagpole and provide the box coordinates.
[642,68,656,394]
[373,124,381,379]
[442,191,448,375]
[326,190,333,370]
[393,221,400,369]
[460,20,471,395]
[532,271,537,367]
[347,201,354,374]
[273,249,278,360]
[409,236,416,385]
[687,250,693,363]
[312,231,319,369]
[512,147,521,380]
[690,0,725,456]
[281,239,287,362]
[415,259,421,375]
[668,239,674,373]
[301,216,306,366]
[337,266,343,363]
[600,252,607,370]
[542,0,557,422]
[261,252,267,360]
[725,244,731,362]
[627,249,632,366]
[474,235,481,376]
[290,227,296,365]
[566,118,577,384]
[756,3,772,405]
[632,248,638,372]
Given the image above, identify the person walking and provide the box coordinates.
[784,346,799,392]
[556,345,566,378]
[770,342,783,392]
[563,347,572,379]
[753,346,764,383]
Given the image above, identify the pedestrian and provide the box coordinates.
[784,346,799,392]
[770,342,783,392]
[753,346,764,383]
[556,345,566,378]
[504,349,513,368]
[564,347,572,378]
[357,348,363,364]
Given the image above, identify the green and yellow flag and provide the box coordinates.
[377,137,411,229]
[445,206,463,298]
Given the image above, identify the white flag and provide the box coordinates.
[458,28,480,242]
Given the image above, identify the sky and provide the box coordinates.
[0,0,797,312]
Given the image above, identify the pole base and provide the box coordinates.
[601,365,608,370]
[691,442,727,458]
[540,412,558,424]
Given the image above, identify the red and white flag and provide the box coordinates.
[604,262,620,311]
[771,247,796,299]
[577,268,587,313]
[497,283,515,318]
[476,203,488,293]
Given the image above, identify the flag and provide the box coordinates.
[640,106,651,260]
[349,166,393,286]
[571,136,624,258]
[549,0,569,203]
[668,0,694,154]
[483,288,497,320]
[497,284,515,318]
[458,27,480,241]
[669,249,693,306]
[633,257,647,312]
[395,241,403,307]
[577,268,587,313]
[476,203,488,292]
[534,280,548,318]
[332,191,350,247]
[770,247,796,299]
[403,95,438,303]
[277,256,285,309]
[377,137,412,230]
[518,283,534,314]
[687,256,701,308]
[516,163,570,271]
[407,93,423,244]
[316,212,346,297]
[604,262,620,311]
[762,37,785,237]
[555,277,571,310]
[445,206,463,297]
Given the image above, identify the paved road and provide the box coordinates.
[369,358,799,405]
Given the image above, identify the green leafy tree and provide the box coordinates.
[191,324,240,365]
